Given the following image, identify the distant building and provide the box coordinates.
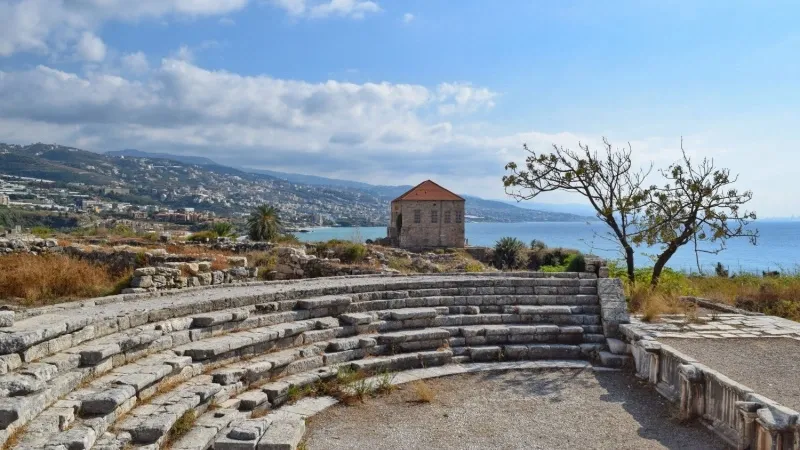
[387,180,465,249]
[0,194,8,206]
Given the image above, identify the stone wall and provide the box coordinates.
[0,236,60,254]
[124,258,258,294]
[389,200,465,249]
[270,247,385,280]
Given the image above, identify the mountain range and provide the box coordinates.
[1,143,592,225]
[108,149,597,218]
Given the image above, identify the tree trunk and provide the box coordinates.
[651,246,678,287]
[624,245,635,283]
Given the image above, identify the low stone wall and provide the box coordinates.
[626,333,799,449]
[270,247,384,280]
[124,258,258,294]
[0,236,60,254]
[64,245,205,273]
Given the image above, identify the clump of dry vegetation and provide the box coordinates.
[166,409,196,446]
[0,254,131,306]
[613,262,800,322]
[410,380,435,403]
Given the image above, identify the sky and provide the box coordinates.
[1,0,799,217]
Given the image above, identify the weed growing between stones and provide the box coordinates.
[277,367,400,407]
[166,409,196,446]
[1,424,26,450]
[374,370,397,395]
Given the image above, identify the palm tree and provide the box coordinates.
[247,205,282,242]
[211,222,235,238]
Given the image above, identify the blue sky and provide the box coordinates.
[1,0,798,216]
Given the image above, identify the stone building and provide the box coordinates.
[387,180,465,249]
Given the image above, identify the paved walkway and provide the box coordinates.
[622,313,800,340]
[623,311,800,415]
[659,337,800,412]
[304,369,728,450]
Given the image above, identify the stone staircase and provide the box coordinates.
[0,273,625,450]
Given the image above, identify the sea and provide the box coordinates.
[293,221,800,273]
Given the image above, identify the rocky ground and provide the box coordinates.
[303,369,729,450]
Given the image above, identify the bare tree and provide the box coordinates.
[639,143,757,286]
[503,138,651,282]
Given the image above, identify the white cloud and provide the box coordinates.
[0,0,249,58]
[310,0,380,19]
[436,83,497,115]
[271,0,307,16]
[121,51,150,74]
[75,32,106,62]
[272,0,381,19]
[219,17,236,25]
[172,45,195,62]
[2,61,773,214]
[402,13,414,23]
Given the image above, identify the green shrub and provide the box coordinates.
[565,253,586,272]
[530,239,547,250]
[274,233,301,245]
[463,261,484,273]
[187,230,217,242]
[211,222,235,238]
[342,243,367,263]
[493,237,527,270]
[30,226,54,238]
[110,224,136,237]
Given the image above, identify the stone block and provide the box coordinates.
[130,276,153,289]
[257,417,305,450]
[598,351,631,368]
[0,373,45,396]
[81,385,136,415]
[0,312,14,328]
[607,338,629,355]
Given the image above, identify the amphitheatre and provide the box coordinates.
[0,253,797,450]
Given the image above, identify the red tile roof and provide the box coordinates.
[392,180,465,202]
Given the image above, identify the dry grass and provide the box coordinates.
[410,380,435,403]
[614,263,800,322]
[0,254,131,306]
[165,409,196,447]
[2,425,25,450]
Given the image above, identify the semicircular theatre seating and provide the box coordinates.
[0,273,619,450]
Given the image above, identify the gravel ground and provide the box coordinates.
[659,337,800,412]
[304,369,728,450]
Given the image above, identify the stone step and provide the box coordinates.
[452,344,584,361]
[115,379,222,445]
[598,351,632,369]
[345,294,600,313]
[349,350,454,373]
[161,408,243,450]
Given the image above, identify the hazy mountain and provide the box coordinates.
[107,149,219,167]
[0,145,587,223]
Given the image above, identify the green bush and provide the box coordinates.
[463,261,485,273]
[30,226,54,238]
[493,237,527,270]
[275,233,301,245]
[527,247,579,270]
[564,253,586,272]
[211,222,235,238]
[530,239,547,250]
[341,243,367,263]
[110,224,136,237]
[187,230,217,242]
